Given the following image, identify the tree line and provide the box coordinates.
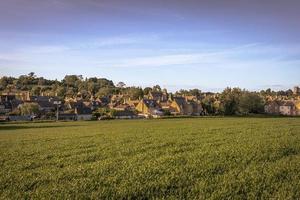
[0,72,296,116]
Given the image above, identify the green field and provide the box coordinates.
[0,118,300,199]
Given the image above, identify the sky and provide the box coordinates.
[0,0,300,92]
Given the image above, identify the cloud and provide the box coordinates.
[25,45,70,54]
[93,43,264,68]
[83,34,160,48]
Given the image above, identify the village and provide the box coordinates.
[1,86,300,121]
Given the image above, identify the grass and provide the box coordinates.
[0,118,300,199]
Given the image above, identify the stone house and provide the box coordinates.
[170,97,193,115]
[264,101,280,115]
[148,91,168,102]
[75,107,93,120]
[136,99,163,117]
[279,101,298,116]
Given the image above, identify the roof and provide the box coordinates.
[30,96,51,102]
[76,107,92,115]
[0,102,12,109]
[173,97,186,107]
[98,97,110,105]
[266,101,280,106]
[0,95,16,101]
[142,99,160,108]
[150,91,163,99]
[281,101,295,107]
[10,99,23,108]
[37,101,55,109]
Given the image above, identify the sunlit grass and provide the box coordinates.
[0,118,300,199]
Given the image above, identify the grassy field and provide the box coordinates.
[0,118,300,199]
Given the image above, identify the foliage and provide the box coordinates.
[93,107,110,118]
[143,87,152,95]
[8,109,21,116]
[219,88,265,115]
[239,92,265,114]
[0,118,300,199]
[0,73,298,117]
[219,87,241,115]
[95,87,114,98]
[31,86,41,96]
[176,89,202,98]
[20,103,39,115]
[127,87,144,100]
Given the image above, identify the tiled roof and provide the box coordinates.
[173,97,186,107]
[76,107,92,115]
[143,99,159,108]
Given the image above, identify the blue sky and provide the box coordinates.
[0,0,300,92]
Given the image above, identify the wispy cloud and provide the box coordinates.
[93,43,268,68]
[25,45,70,54]
[82,34,160,48]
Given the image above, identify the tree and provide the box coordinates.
[202,96,218,115]
[127,87,143,100]
[63,75,81,87]
[220,87,241,115]
[31,86,41,96]
[239,92,264,114]
[0,76,15,90]
[78,89,90,100]
[38,77,46,86]
[65,88,75,97]
[189,89,202,97]
[152,85,161,92]
[20,103,39,115]
[28,72,36,78]
[87,82,100,95]
[55,86,66,97]
[117,82,126,88]
[143,87,152,95]
[96,87,113,98]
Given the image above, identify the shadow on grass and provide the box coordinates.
[0,124,85,131]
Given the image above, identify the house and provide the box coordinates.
[279,101,298,116]
[0,102,12,114]
[264,101,280,115]
[0,115,9,121]
[30,95,51,102]
[264,100,299,116]
[0,91,32,102]
[0,94,16,102]
[189,101,203,116]
[148,91,168,102]
[170,97,193,115]
[126,99,140,108]
[113,104,131,111]
[8,115,32,121]
[111,94,124,103]
[293,86,300,95]
[114,110,137,119]
[75,107,92,120]
[136,99,163,117]
[10,99,23,111]
[159,101,172,111]
[58,113,77,121]
[296,101,300,115]
[169,97,203,116]
[184,95,199,101]
[98,97,110,107]
[37,101,55,113]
